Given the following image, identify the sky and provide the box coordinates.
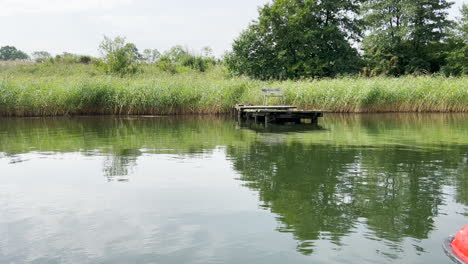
[0,0,466,57]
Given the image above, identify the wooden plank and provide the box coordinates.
[242,109,326,113]
[236,105,297,110]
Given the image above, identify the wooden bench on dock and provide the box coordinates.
[261,88,285,105]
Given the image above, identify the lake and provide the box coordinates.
[0,114,467,264]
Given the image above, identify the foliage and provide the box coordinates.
[461,4,468,41]
[157,45,216,73]
[142,49,161,63]
[163,45,188,62]
[0,63,467,117]
[79,55,92,64]
[362,0,454,76]
[442,5,468,76]
[31,51,52,63]
[226,0,463,78]
[0,46,29,61]
[98,36,141,76]
[50,52,94,64]
[226,0,363,80]
[178,54,213,72]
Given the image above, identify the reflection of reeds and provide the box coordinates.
[0,116,253,156]
[0,64,467,116]
[292,113,468,148]
[1,114,466,157]
[325,112,468,125]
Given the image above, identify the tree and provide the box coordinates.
[460,4,468,41]
[0,46,29,61]
[31,51,52,63]
[156,46,215,72]
[226,0,363,80]
[201,46,213,58]
[362,0,454,75]
[442,4,468,76]
[142,49,161,63]
[162,45,189,62]
[98,36,141,75]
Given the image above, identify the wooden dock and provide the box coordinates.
[235,104,325,125]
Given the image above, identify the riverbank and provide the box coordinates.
[1,63,467,116]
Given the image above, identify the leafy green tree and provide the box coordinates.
[142,49,161,63]
[461,4,468,40]
[162,45,189,62]
[226,0,363,80]
[31,51,52,63]
[78,56,92,64]
[442,4,468,76]
[98,36,141,76]
[0,46,29,61]
[362,0,454,75]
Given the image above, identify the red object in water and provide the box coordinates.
[452,226,468,264]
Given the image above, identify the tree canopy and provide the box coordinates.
[362,0,454,75]
[98,36,142,75]
[0,46,29,61]
[31,51,52,63]
[442,4,468,76]
[226,0,363,80]
[227,0,464,79]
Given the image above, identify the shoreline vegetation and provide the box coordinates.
[1,2,466,118]
[1,0,467,118]
[0,63,467,117]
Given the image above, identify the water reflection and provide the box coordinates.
[103,149,141,182]
[0,114,467,262]
[227,141,467,255]
[237,121,325,134]
[0,116,251,182]
[227,114,468,256]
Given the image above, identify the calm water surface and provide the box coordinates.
[0,114,467,264]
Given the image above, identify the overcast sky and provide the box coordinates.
[0,0,466,57]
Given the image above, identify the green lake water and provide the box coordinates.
[0,114,467,264]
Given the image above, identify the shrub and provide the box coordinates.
[79,56,92,64]
[98,36,141,76]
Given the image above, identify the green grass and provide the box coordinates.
[0,62,467,116]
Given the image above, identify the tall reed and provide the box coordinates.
[0,63,467,117]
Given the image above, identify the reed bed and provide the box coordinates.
[0,64,467,116]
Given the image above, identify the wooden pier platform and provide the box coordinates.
[235,104,325,125]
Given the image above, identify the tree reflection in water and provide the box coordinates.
[227,139,468,255]
[0,114,467,257]
[103,149,141,182]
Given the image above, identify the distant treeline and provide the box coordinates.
[1,1,467,79]
[0,38,219,76]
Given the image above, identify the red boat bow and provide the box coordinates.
[452,226,468,264]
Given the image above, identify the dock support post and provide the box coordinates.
[311,114,318,124]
